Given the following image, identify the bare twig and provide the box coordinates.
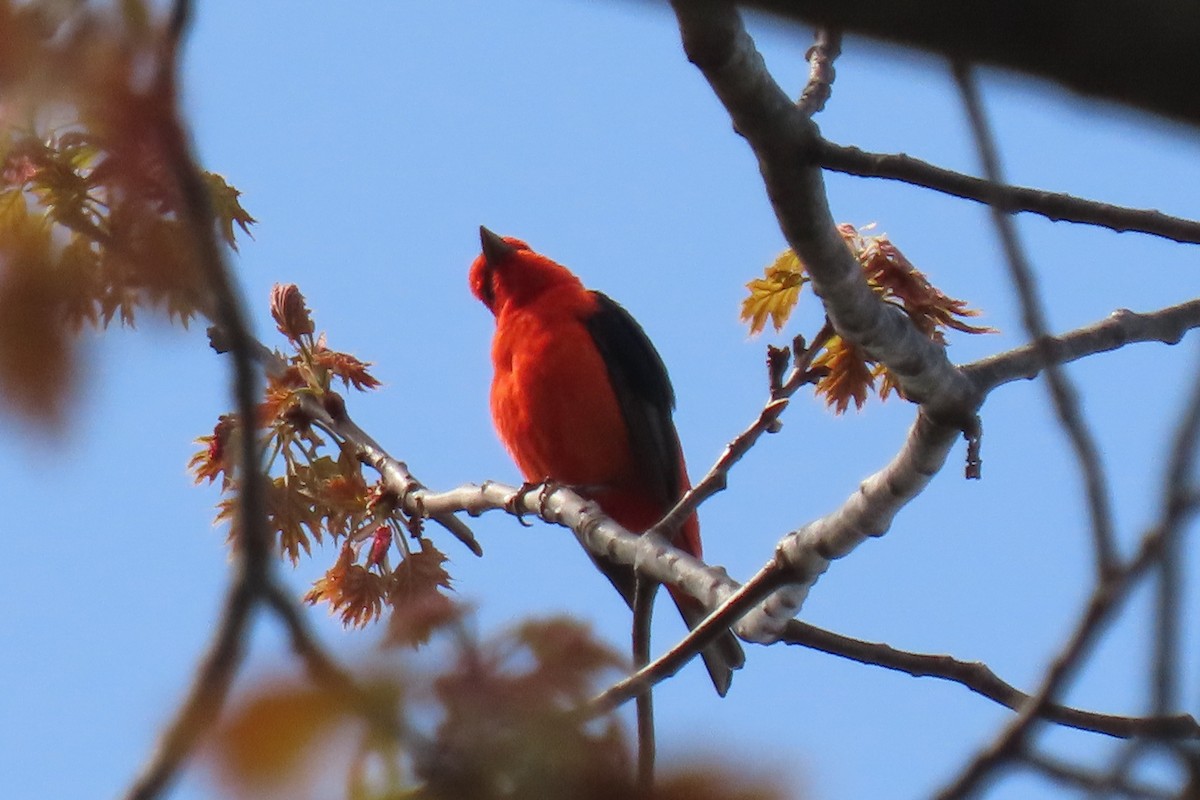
[964,301,1200,393]
[649,397,789,539]
[1023,750,1177,799]
[818,141,1200,245]
[779,621,1200,739]
[1152,536,1181,717]
[649,324,830,543]
[1151,322,1200,724]
[631,580,656,790]
[585,563,791,717]
[796,28,841,116]
[955,62,1117,579]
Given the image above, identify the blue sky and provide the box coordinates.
[3,2,1200,798]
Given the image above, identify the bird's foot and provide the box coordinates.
[504,478,562,526]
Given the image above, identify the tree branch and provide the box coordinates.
[716,300,1200,644]
[585,563,790,717]
[964,300,1200,393]
[779,621,1200,740]
[818,141,1200,245]
[740,408,963,637]
[403,458,1200,743]
[670,0,979,422]
[294,390,482,556]
[796,27,841,116]
[631,580,657,791]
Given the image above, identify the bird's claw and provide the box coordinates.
[505,480,541,526]
[504,478,561,526]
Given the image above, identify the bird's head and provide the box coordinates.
[470,226,583,314]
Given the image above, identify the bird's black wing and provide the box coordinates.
[584,290,681,510]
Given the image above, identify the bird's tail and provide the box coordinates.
[670,588,746,697]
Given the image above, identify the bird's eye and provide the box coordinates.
[480,263,497,309]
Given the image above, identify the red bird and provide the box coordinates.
[470,226,744,695]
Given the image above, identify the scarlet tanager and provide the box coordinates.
[470,226,745,695]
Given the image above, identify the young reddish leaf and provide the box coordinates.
[205,171,256,250]
[305,542,388,627]
[1,137,43,187]
[741,248,806,335]
[310,347,381,392]
[847,224,994,340]
[365,526,392,568]
[189,414,238,487]
[58,236,102,330]
[746,224,993,412]
[270,283,313,343]
[385,540,458,647]
[812,335,875,413]
[318,471,370,541]
[267,477,323,564]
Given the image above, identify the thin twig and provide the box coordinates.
[937,539,1157,799]
[1024,750,1177,799]
[649,397,788,539]
[955,62,1118,580]
[632,580,656,791]
[779,620,1200,739]
[796,28,841,115]
[648,323,830,542]
[584,564,790,719]
[964,301,1200,393]
[1152,542,1181,716]
[818,140,1200,245]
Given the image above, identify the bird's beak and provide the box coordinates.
[479,225,516,265]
